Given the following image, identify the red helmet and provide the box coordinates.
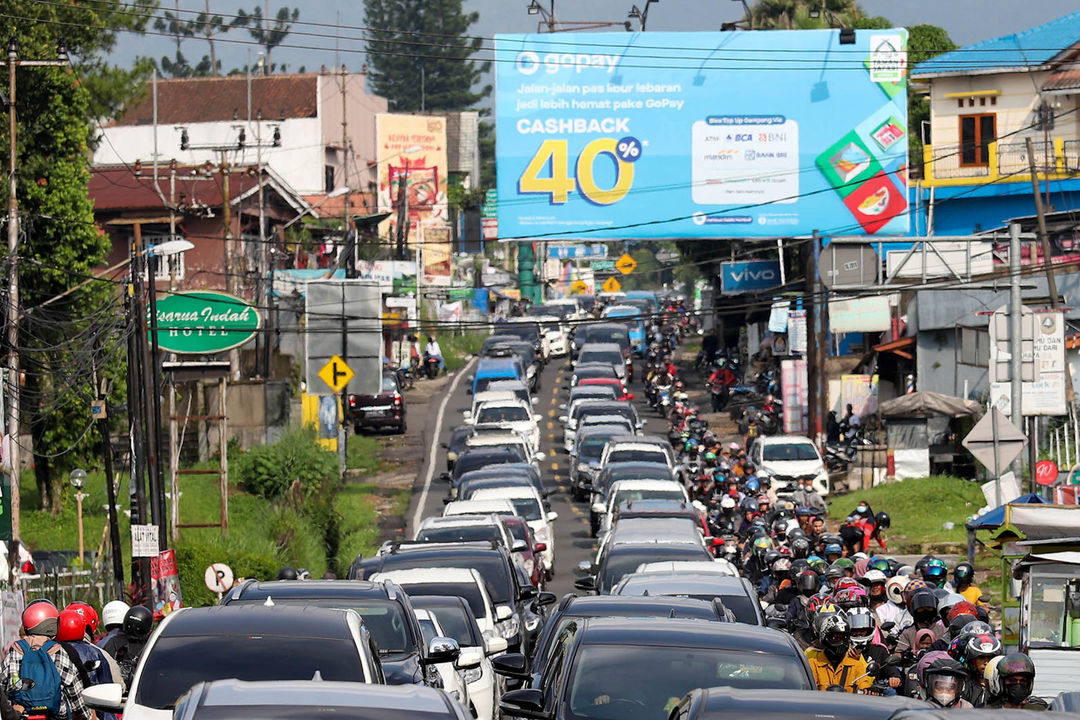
[946,601,979,623]
[56,609,87,643]
[21,599,59,635]
[65,602,99,634]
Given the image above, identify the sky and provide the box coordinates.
[105,0,1080,78]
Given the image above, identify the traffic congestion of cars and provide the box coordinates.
[4,293,1063,720]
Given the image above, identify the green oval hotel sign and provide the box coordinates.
[153,291,262,354]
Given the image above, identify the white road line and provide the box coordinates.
[410,356,477,533]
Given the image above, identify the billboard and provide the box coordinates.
[376,114,449,250]
[720,260,781,294]
[495,30,908,239]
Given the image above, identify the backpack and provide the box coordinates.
[11,639,63,716]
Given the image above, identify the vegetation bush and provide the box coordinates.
[233,427,340,500]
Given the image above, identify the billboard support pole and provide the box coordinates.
[1008,222,1025,485]
[777,238,786,286]
[806,231,820,444]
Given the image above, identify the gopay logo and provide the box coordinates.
[516,51,540,75]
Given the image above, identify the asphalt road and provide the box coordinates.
[408,354,669,598]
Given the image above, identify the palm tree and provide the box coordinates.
[747,0,870,30]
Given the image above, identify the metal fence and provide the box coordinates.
[1065,140,1080,173]
[929,143,990,179]
[22,565,113,608]
[997,139,1054,176]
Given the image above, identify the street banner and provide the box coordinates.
[422,225,453,286]
[782,359,808,434]
[496,30,909,239]
[151,549,183,619]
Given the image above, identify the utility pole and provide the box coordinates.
[3,39,68,578]
[339,65,351,475]
[1026,136,1078,444]
[127,226,151,605]
[1008,223,1025,484]
[806,231,825,444]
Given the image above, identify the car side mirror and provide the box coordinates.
[573,576,597,592]
[519,585,538,600]
[485,636,508,655]
[558,416,568,423]
[500,688,550,719]
[512,539,528,553]
[424,636,461,665]
[532,414,542,423]
[456,646,483,670]
[558,403,567,410]
[534,542,547,553]
[82,684,124,712]
[491,653,530,680]
[575,560,594,576]
[531,397,539,405]
[765,617,788,631]
[535,452,547,461]
[546,511,559,522]
[535,591,558,607]
[439,442,449,449]
[496,605,514,621]
[438,472,451,483]
[590,503,605,515]
[626,393,635,400]
[635,422,644,430]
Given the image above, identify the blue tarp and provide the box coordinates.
[965,493,1053,530]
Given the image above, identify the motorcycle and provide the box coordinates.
[422,352,441,379]
[656,384,672,414]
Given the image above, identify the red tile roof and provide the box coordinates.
[1044,67,1080,92]
[89,166,263,212]
[115,74,319,126]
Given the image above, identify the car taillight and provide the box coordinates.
[393,393,402,406]
[348,396,357,408]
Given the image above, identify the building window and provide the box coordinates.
[960,113,996,166]
[959,326,989,367]
[325,165,336,193]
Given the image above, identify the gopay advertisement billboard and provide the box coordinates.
[495,30,909,240]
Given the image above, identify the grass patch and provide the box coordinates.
[827,475,986,551]
[333,483,409,576]
[440,331,487,372]
[347,434,394,474]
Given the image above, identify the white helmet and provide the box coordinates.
[102,600,130,629]
[885,576,909,605]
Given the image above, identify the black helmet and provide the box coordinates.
[276,567,299,580]
[875,511,891,529]
[953,562,975,584]
[910,590,938,615]
[947,613,977,640]
[797,570,821,596]
[791,537,811,559]
[123,606,154,639]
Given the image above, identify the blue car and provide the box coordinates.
[470,357,523,395]
[603,305,647,356]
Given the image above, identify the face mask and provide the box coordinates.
[1003,679,1032,705]
[932,688,957,706]
[930,677,959,707]
[857,505,868,513]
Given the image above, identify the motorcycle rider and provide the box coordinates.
[786,571,821,648]
[95,600,130,650]
[761,558,797,606]
[895,590,944,655]
[952,562,985,606]
[793,476,827,514]
[424,335,445,374]
[984,653,1048,710]
[805,611,872,693]
[2,600,92,720]
[920,656,973,708]
[103,606,155,686]
[55,609,123,708]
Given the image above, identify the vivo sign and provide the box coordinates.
[720,260,781,295]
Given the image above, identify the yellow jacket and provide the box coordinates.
[959,584,985,606]
[804,647,873,693]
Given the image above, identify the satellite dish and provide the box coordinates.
[819,245,880,289]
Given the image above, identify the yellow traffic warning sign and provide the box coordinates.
[318,355,354,393]
[571,280,589,294]
[602,276,622,293]
[616,253,637,275]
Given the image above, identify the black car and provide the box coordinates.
[349,542,554,655]
[495,618,814,720]
[491,323,545,364]
[671,688,932,720]
[612,573,765,626]
[349,371,406,434]
[578,541,714,595]
[531,595,731,675]
[569,425,629,501]
[569,322,631,364]
[445,460,541,501]
[440,447,529,488]
[220,580,436,687]
[590,461,675,498]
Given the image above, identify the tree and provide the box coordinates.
[237,5,300,75]
[748,0,873,30]
[1,1,154,512]
[364,0,491,113]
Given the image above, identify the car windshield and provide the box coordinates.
[579,438,610,463]
[612,488,683,507]
[493,327,536,342]
[416,525,500,543]
[398,581,488,619]
[581,329,628,348]
[600,547,710,593]
[608,450,666,465]
[235,598,411,655]
[477,406,530,424]
[415,603,481,647]
[532,304,573,319]
[506,497,543,521]
[762,443,819,462]
[134,635,368,709]
[375,555,514,605]
[454,450,525,477]
[579,351,623,366]
[566,644,811,720]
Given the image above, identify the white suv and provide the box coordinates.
[749,434,830,497]
[466,486,558,578]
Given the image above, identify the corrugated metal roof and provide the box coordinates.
[911,11,1080,77]
[114,74,318,126]
[914,273,1080,331]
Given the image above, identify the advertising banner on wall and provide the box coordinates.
[990,311,1066,416]
[495,30,908,240]
[782,358,808,434]
[422,225,453,286]
[376,114,449,250]
[720,260,781,295]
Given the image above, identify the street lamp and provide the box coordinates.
[69,469,87,563]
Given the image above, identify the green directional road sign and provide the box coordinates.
[591,259,615,272]
[482,189,498,219]
[153,291,262,354]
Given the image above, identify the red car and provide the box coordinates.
[502,515,546,589]
[578,377,634,401]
